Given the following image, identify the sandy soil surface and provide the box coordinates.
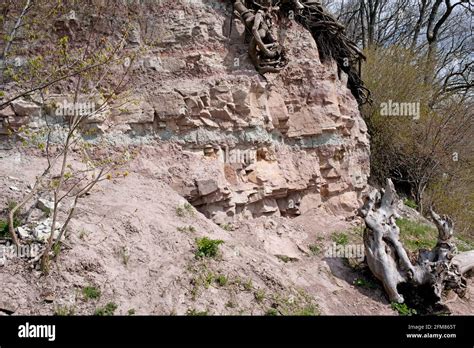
[0,146,472,315]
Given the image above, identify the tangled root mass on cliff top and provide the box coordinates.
[232,0,371,104]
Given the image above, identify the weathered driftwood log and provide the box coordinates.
[359,178,474,305]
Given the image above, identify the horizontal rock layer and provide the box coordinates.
[0,0,370,222]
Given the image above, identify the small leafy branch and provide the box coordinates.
[1,1,140,274]
[195,237,224,258]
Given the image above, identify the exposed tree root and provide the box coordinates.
[232,0,370,104]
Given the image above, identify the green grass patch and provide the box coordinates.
[54,305,75,316]
[397,218,473,253]
[254,289,266,303]
[243,279,253,291]
[403,198,418,209]
[94,302,117,316]
[177,225,196,233]
[203,272,214,288]
[176,203,195,217]
[332,232,349,246]
[275,254,298,263]
[0,217,21,238]
[455,235,474,252]
[353,277,378,289]
[267,289,320,316]
[1,201,22,238]
[396,218,437,252]
[391,302,417,316]
[293,304,320,316]
[215,274,228,287]
[220,223,233,231]
[308,244,321,255]
[82,286,101,301]
[186,309,208,316]
[0,219,9,238]
[225,301,236,308]
[265,308,278,316]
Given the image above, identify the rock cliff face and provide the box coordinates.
[0,0,370,223]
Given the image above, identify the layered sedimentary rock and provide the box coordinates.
[0,0,370,224]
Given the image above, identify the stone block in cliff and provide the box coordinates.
[287,106,341,138]
[0,106,15,131]
[267,90,289,130]
[306,80,339,106]
[11,99,41,117]
[127,22,141,45]
[245,161,294,196]
[337,116,356,136]
[196,179,219,196]
[299,193,323,214]
[322,168,341,179]
[326,182,350,195]
[231,87,251,116]
[277,192,302,216]
[199,115,219,128]
[4,115,30,129]
[151,92,186,120]
[184,96,202,116]
[0,105,16,130]
[143,56,163,71]
[37,94,109,125]
[259,198,279,214]
[161,57,186,72]
[0,104,29,131]
[170,181,198,201]
[232,190,251,205]
[194,188,233,206]
[209,107,236,125]
[210,85,233,108]
[0,106,15,118]
[211,210,231,225]
[121,100,154,124]
[326,191,359,213]
[286,109,322,138]
[147,10,194,47]
[276,147,321,190]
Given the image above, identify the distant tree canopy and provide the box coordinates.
[324,0,473,93]
[327,0,473,233]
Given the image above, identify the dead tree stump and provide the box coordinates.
[359,178,474,306]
